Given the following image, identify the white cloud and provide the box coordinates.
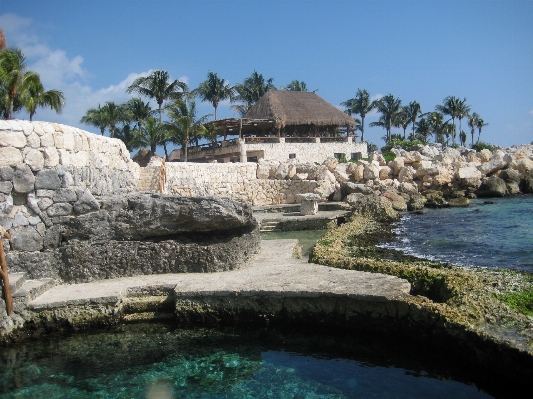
[529,109,533,116]
[3,13,192,134]
[368,93,383,116]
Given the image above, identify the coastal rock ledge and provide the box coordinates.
[6,193,260,283]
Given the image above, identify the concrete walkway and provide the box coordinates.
[29,239,411,310]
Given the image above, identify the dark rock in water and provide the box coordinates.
[422,190,448,208]
[448,197,470,207]
[519,171,533,194]
[484,200,497,205]
[476,176,507,198]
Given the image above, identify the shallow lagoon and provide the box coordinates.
[1,322,514,399]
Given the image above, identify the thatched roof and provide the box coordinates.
[243,90,356,129]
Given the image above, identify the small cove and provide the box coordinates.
[380,195,533,272]
[1,322,515,399]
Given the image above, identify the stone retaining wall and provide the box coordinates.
[141,160,318,205]
[0,120,139,254]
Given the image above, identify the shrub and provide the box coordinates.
[366,142,378,153]
[471,141,496,152]
[383,152,396,163]
[381,139,425,154]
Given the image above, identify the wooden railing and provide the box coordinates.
[0,228,12,316]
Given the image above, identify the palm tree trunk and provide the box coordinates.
[183,139,188,162]
[163,142,169,160]
[151,144,156,153]
[361,116,365,142]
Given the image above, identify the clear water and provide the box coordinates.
[0,323,510,399]
[261,229,327,257]
[381,195,533,271]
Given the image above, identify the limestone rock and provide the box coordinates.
[322,157,338,172]
[379,166,392,180]
[348,194,399,222]
[389,157,405,176]
[333,164,350,183]
[381,191,407,211]
[363,161,380,180]
[398,166,416,183]
[478,154,510,176]
[73,189,100,214]
[0,130,27,148]
[423,190,448,208]
[61,193,257,241]
[448,197,470,207]
[407,194,426,211]
[0,147,23,167]
[35,168,61,190]
[476,176,507,198]
[341,182,374,196]
[275,162,289,180]
[519,171,533,193]
[13,164,35,194]
[24,148,44,171]
[10,227,44,252]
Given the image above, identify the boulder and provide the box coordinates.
[423,190,448,208]
[13,164,35,194]
[341,182,374,196]
[379,166,392,180]
[322,157,338,172]
[476,176,507,198]
[407,194,426,211]
[275,162,289,180]
[380,191,408,211]
[519,171,533,194]
[363,161,380,180]
[398,166,416,183]
[61,193,257,241]
[333,164,350,183]
[389,157,405,176]
[348,194,399,222]
[448,197,470,207]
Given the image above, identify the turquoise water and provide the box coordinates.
[0,323,510,398]
[382,195,533,271]
[261,230,327,257]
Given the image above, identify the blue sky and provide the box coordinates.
[1,0,532,153]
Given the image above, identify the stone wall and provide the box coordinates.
[178,137,368,164]
[141,160,318,205]
[0,120,139,254]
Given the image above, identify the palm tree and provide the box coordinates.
[232,70,276,116]
[126,70,188,123]
[0,48,40,119]
[101,101,125,138]
[124,97,153,135]
[415,117,431,143]
[115,123,136,151]
[467,112,479,147]
[435,96,458,145]
[22,78,65,121]
[130,117,166,154]
[80,104,108,135]
[340,89,376,142]
[282,80,308,91]
[406,101,422,137]
[165,100,210,162]
[370,94,402,142]
[475,117,488,144]
[0,29,6,51]
[194,72,235,120]
[395,106,410,139]
[425,111,446,144]
[456,98,471,142]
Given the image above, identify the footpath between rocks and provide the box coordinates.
[3,235,533,382]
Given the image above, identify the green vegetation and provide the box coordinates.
[0,47,65,120]
[471,141,496,152]
[381,138,425,154]
[497,290,533,316]
[310,215,533,329]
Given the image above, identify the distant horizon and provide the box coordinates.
[1,0,531,154]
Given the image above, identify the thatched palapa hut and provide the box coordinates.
[243,90,357,137]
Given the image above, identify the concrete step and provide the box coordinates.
[12,278,56,311]
[259,220,281,232]
[8,272,27,293]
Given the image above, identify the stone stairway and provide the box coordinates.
[259,219,281,232]
[2,272,56,313]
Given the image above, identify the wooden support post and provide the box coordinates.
[239,118,242,139]
[0,229,12,316]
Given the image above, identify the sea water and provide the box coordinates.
[381,195,533,271]
[0,323,511,399]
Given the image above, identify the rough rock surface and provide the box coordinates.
[7,193,260,283]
